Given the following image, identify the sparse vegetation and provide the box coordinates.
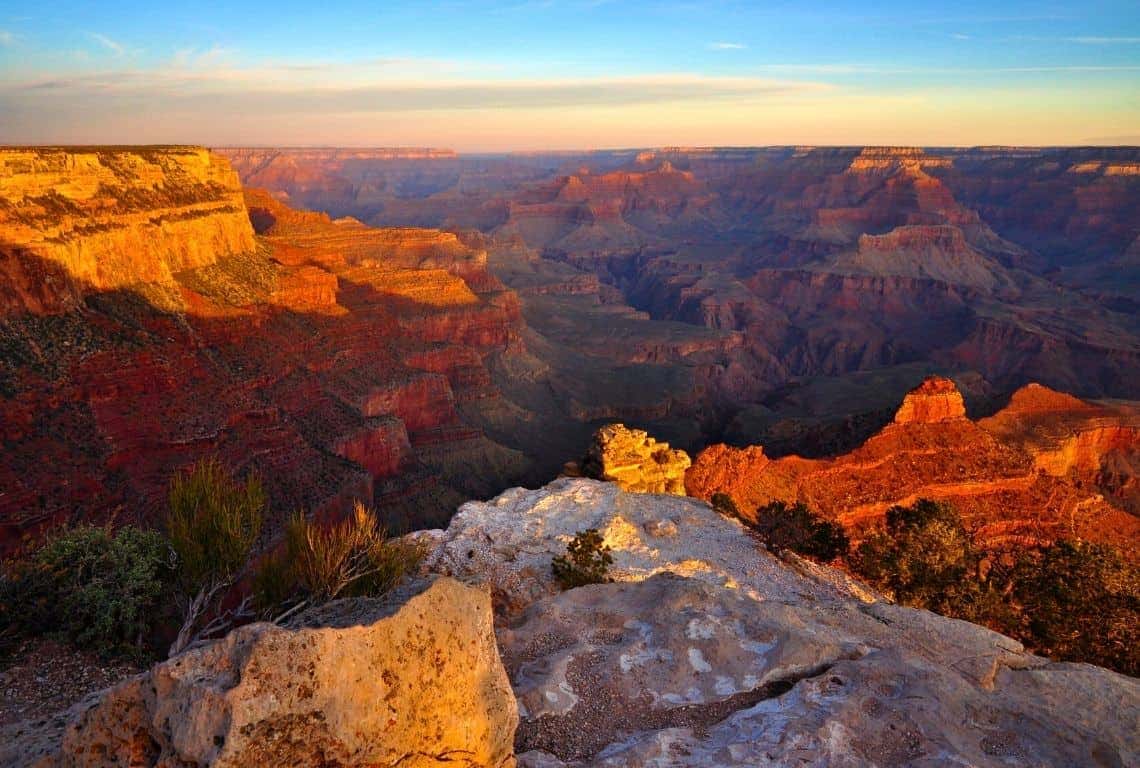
[552,528,614,589]
[850,498,1138,675]
[853,499,983,614]
[0,524,172,659]
[710,492,739,517]
[750,500,850,562]
[166,457,265,656]
[254,502,426,620]
[1008,540,1139,675]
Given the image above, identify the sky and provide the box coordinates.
[1,1,1139,150]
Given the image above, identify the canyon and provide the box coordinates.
[3,146,1139,549]
[0,147,746,546]
[1,144,1138,765]
[221,145,1140,408]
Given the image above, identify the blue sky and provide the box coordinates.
[1,1,1138,148]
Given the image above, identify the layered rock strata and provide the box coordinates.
[575,423,691,495]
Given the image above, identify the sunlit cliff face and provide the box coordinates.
[687,376,1140,557]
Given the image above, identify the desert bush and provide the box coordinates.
[166,457,265,656]
[710,492,740,518]
[552,528,614,589]
[1009,540,1139,675]
[853,499,976,610]
[254,502,426,620]
[750,500,850,562]
[0,524,172,658]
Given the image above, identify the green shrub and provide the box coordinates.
[1009,540,1139,675]
[750,501,850,562]
[710,492,740,518]
[166,457,265,656]
[853,499,976,610]
[0,524,172,658]
[552,528,613,590]
[254,502,425,620]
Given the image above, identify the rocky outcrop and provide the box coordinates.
[689,377,1140,556]
[576,423,690,494]
[505,574,1137,767]
[420,479,1137,767]
[5,577,517,768]
[892,375,968,424]
[0,147,255,314]
[420,478,862,614]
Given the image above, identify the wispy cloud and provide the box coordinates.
[88,32,126,56]
[761,62,1140,75]
[1066,36,1140,45]
[6,69,830,110]
[0,29,16,46]
[171,44,236,68]
[709,42,746,50]
[950,33,971,40]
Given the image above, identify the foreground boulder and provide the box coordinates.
[5,577,517,768]
[423,479,1138,768]
[577,424,691,495]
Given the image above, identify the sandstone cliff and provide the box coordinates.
[0,151,531,547]
[0,147,254,314]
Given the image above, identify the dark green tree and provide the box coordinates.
[552,529,614,589]
[751,500,850,562]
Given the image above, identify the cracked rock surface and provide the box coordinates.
[426,478,1138,768]
[503,574,1138,767]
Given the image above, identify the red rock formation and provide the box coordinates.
[222,145,1140,402]
[0,150,530,550]
[688,377,1140,557]
[892,376,967,423]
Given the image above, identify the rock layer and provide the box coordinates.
[0,147,254,314]
[0,152,529,546]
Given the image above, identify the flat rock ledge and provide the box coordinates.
[2,577,518,768]
[421,478,1138,768]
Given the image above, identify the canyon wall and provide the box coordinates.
[0,148,530,548]
[0,147,254,314]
